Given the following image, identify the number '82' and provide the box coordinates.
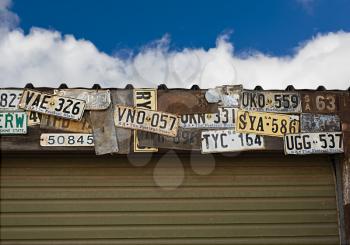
[54,98,82,115]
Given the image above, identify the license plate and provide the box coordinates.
[236,110,300,137]
[301,92,339,114]
[284,132,343,155]
[301,114,341,133]
[0,89,23,111]
[205,85,242,107]
[0,112,27,134]
[241,91,301,113]
[133,88,158,152]
[40,133,94,146]
[201,130,265,153]
[19,89,86,121]
[137,128,202,151]
[27,111,42,126]
[114,105,179,137]
[180,107,235,129]
[40,114,92,133]
[54,89,111,110]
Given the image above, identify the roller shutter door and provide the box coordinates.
[1,154,340,244]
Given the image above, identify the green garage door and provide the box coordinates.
[1,154,340,244]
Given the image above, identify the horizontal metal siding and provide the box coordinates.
[0,154,339,244]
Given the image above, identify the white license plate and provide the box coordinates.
[0,89,22,111]
[180,108,235,129]
[114,105,179,137]
[0,112,27,134]
[19,89,86,121]
[241,91,301,113]
[284,132,343,155]
[236,110,300,137]
[40,133,94,146]
[54,89,111,110]
[201,129,265,153]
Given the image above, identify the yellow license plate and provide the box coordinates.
[236,110,299,137]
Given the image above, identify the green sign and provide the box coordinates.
[0,112,27,134]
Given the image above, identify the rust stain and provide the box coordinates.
[157,89,218,114]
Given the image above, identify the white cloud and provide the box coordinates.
[0,1,349,89]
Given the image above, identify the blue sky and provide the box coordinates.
[0,0,349,89]
[12,0,350,56]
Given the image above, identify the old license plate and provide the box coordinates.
[284,132,343,155]
[114,105,179,137]
[241,91,301,113]
[180,107,235,129]
[0,112,27,134]
[236,110,300,137]
[19,89,86,121]
[40,114,92,133]
[0,89,23,111]
[40,133,94,146]
[54,89,111,110]
[301,92,339,114]
[205,85,242,107]
[27,111,42,126]
[301,114,341,133]
[133,88,158,152]
[201,130,265,153]
[137,128,202,151]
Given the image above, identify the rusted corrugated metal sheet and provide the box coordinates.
[90,106,119,155]
[339,92,350,154]
[111,89,133,154]
[157,89,218,114]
